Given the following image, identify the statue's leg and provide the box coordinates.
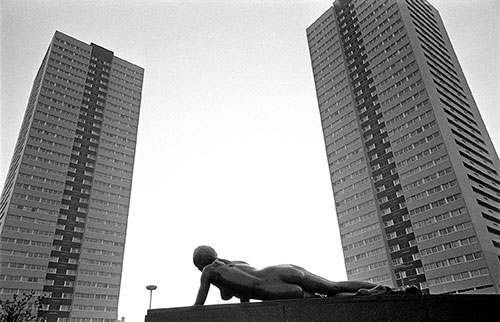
[355,284,390,295]
[292,267,382,296]
[256,266,317,300]
[258,265,383,298]
[283,266,342,296]
[333,281,383,293]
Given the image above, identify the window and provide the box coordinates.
[389,244,400,252]
[384,219,394,227]
[379,196,389,203]
[387,232,397,239]
[392,258,404,265]
[396,271,407,278]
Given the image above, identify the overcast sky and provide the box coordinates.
[1,0,499,321]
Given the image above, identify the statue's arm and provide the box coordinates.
[194,271,211,305]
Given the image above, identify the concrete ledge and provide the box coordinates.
[145,294,498,322]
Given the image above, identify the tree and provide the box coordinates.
[0,292,46,322]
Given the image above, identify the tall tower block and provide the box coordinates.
[307,0,499,294]
[0,31,144,321]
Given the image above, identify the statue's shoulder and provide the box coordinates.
[200,265,218,283]
[202,260,226,274]
[230,260,250,265]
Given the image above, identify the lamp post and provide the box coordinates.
[146,285,157,310]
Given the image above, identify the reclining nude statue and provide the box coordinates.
[193,246,419,305]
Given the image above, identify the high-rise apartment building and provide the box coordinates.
[307,0,499,294]
[0,31,143,322]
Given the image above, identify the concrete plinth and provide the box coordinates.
[145,294,498,322]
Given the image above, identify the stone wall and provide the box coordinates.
[145,294,498,322]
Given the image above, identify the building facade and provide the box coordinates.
[307,0,499,294]
[0,31,143,322]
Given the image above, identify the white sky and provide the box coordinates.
[0,0,499,321]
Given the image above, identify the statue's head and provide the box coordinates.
[193,245,217,271]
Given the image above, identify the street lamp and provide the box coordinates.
[146,285,157,310]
